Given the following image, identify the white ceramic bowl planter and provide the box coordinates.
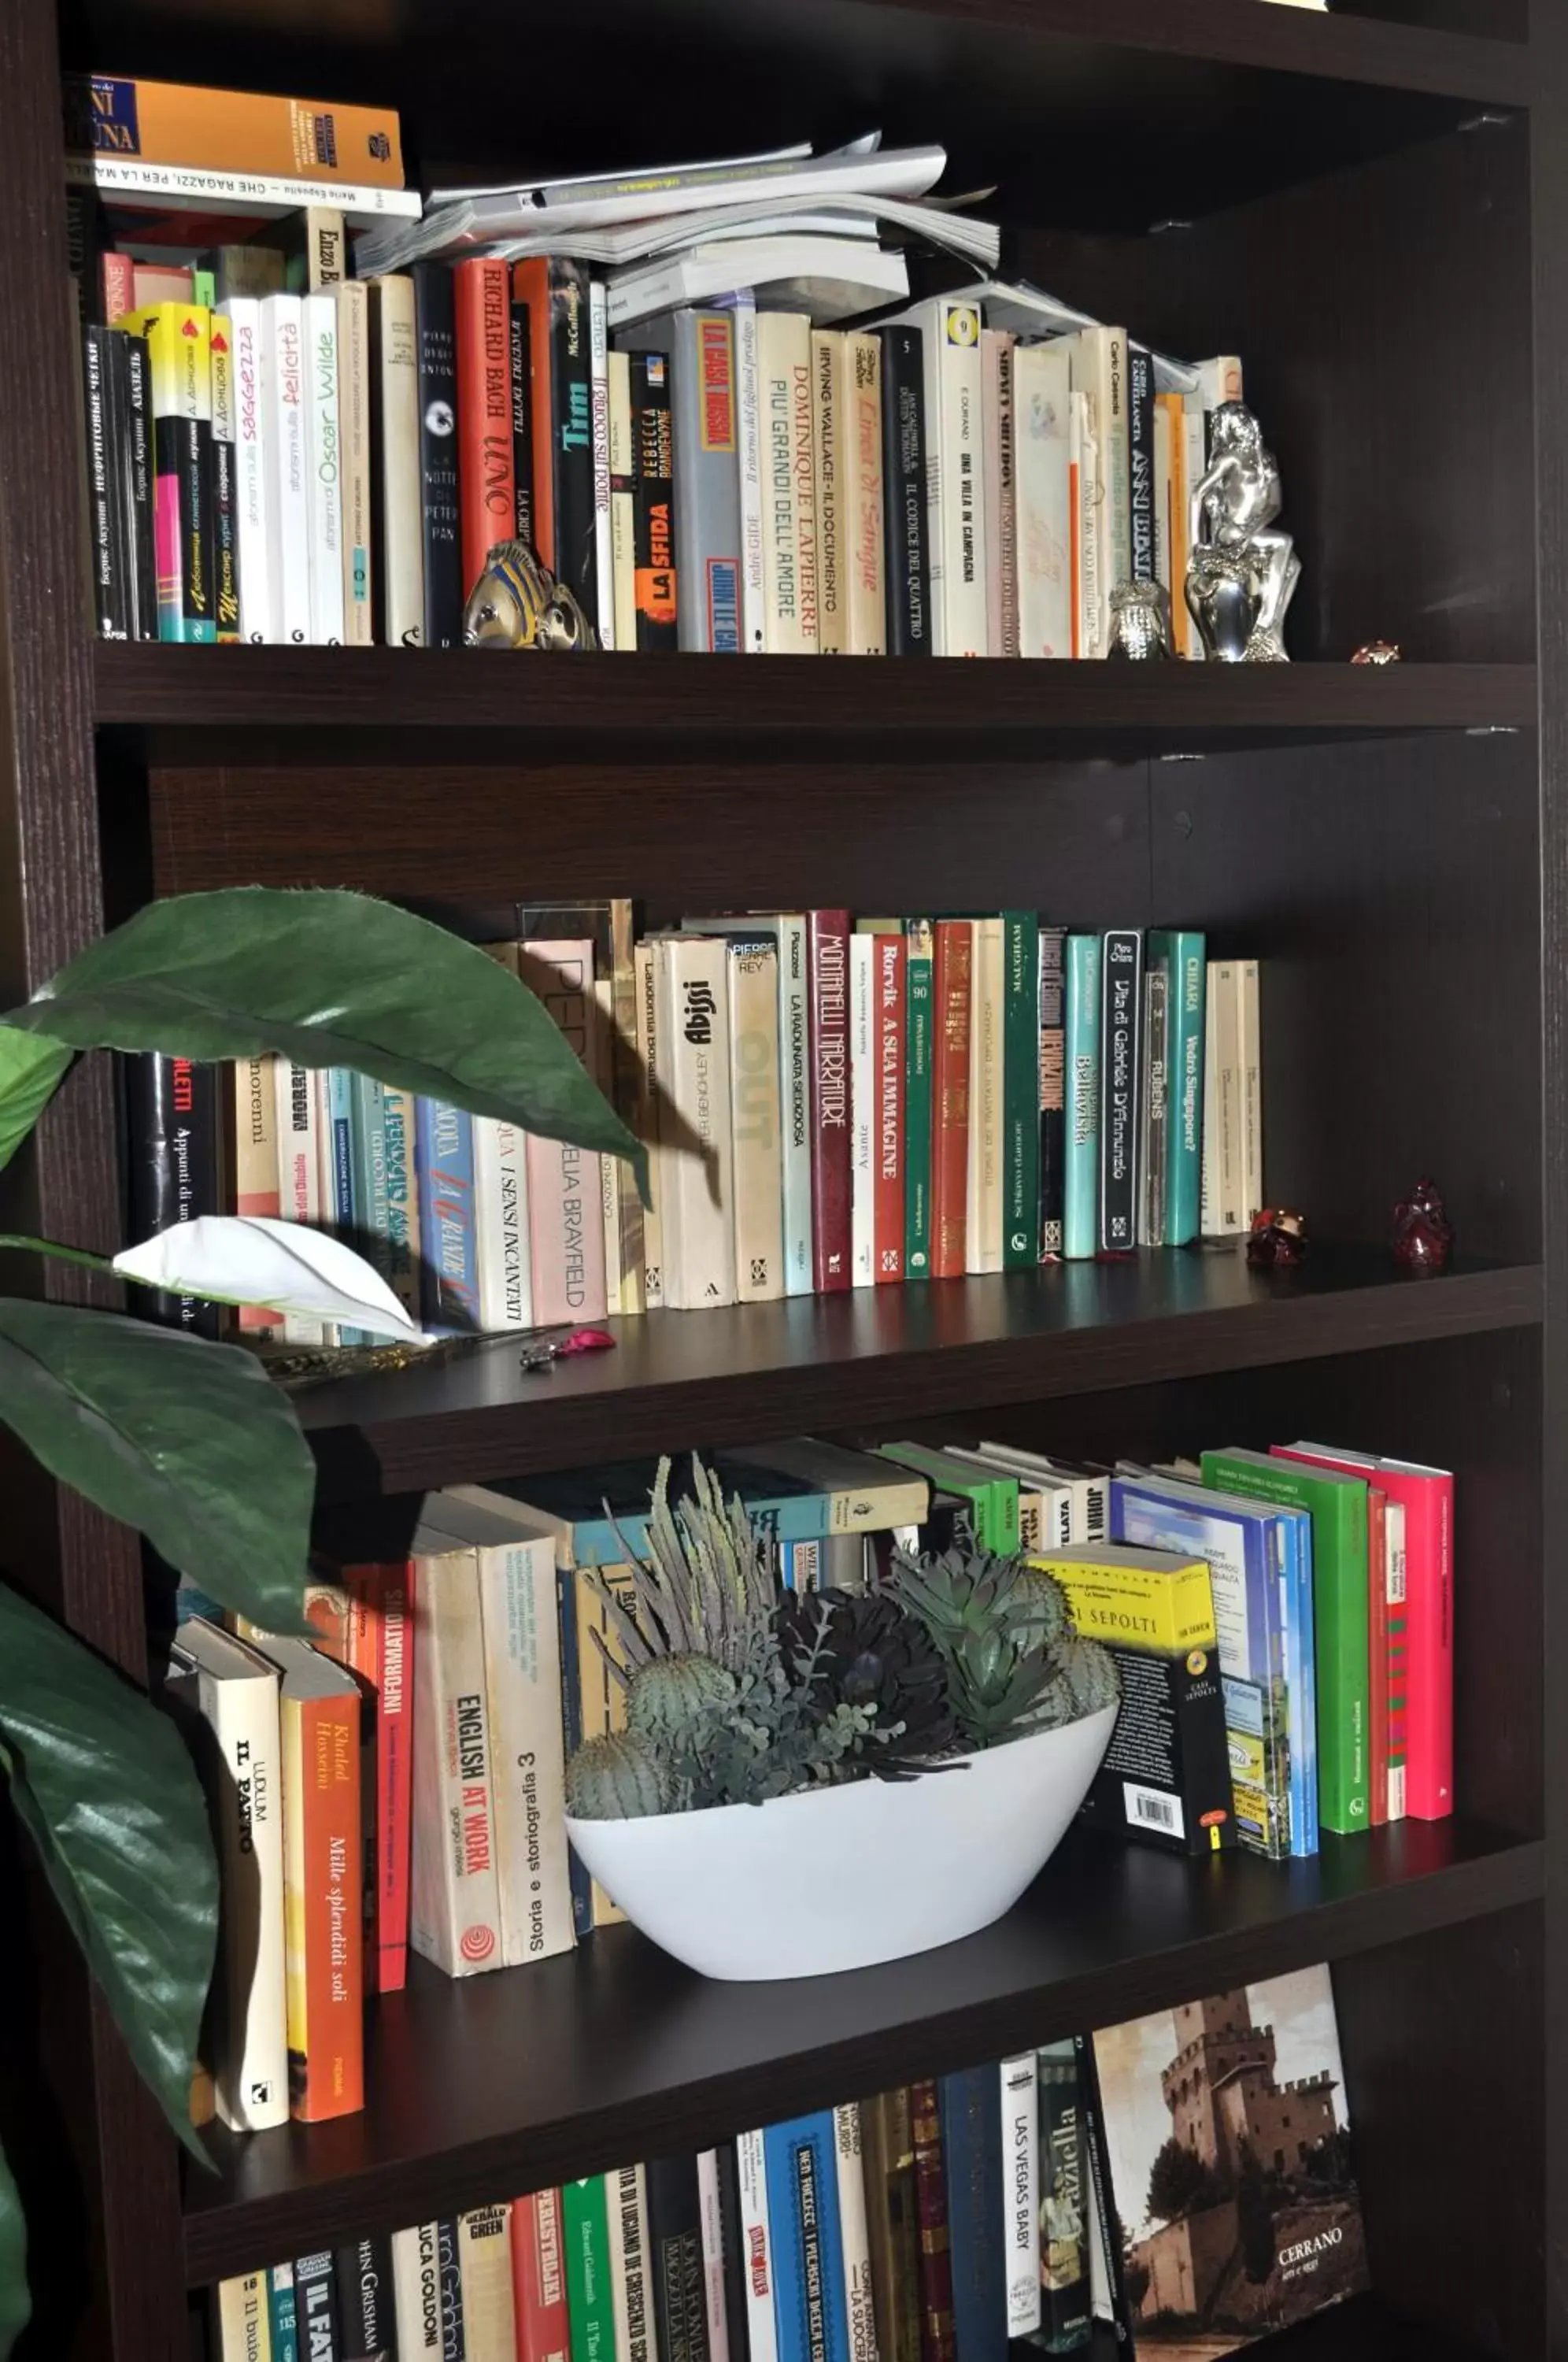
[564,1702,1117,1981]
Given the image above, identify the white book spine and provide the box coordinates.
[834,2105,879,2362]
[213,2273,270,2362]
[594,973,625,1316]
[228,298,275,643]
[814,328,846,653]
[737,2132,779,2362]
[478,1532,575,1965]
[608,349,638,654]
[409,1547,505,1977]
[1200,959,1233,1235]
[778,915,814,1296]
[653,935,737,1309]
[966,916,1004,1272]
[1068,327,1128,651]
[372,276,424,645]
[734,295,766,653]
[727,938,785,1303]
[608,2164,658,2362]
[261,294,310,644]
[332,280,373,643]
[925,299,987,657]
[697,2152,731,2362]
[758,310,816,653]
[590,278,616,649]
[198,1661,289,2131]
[1238,957,1263,1224]
[392,2223,443,2357]
[850,931,875,1287]
[1073,391,1102,660]
[1001,2056,1041,2336]
[1014,342,1073,661]
[473,1116,532,1330]
[301,292,345,644]
[272,1060,324,1345]
[634,941,665,1310]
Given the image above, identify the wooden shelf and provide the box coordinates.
[95,648,1537,761]
[1087,2290,1494,2360]
[298,1253,1542,1501]
[180,1818,1542,2282]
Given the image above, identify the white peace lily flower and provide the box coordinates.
[113,1215,425,1342]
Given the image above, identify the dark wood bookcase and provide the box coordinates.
[0,0,1558,2353]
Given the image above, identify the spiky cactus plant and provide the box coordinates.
[564,1730,673,1820]
[576,1456,779,1681]
[626,1653,738,1747]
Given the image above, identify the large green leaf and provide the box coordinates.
[7,887,645,1190]
[0,1586,216,2161]
[0,1027,70,1176]
[0,2138,26,2361]
[0,1300,312,1637]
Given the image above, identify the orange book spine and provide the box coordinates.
[511,260,556,571]
[343,1562,415,1994]
[455,258,516,594]
[282,1688,363,2121]
[930,920,972,1280]
[66,73,404,187]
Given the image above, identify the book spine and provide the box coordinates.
[293,2254,339,2361]
[1097,929,1143,1253]
[652,933,735,1309]
[1404,1482,1453,1820]
[807,909,852,1292]
[335,2234,394,2362]
[1152,389,1173,607]
[564,2179,617,2362]
[1001,912,1038,1268]
[228,299,273,639]
[1367,1487,1389,1828]
[908,2081,955,2362]
[268,2261,300,2362]
[121,330,159,640]
[140,301,216,641]
[608,2165,657,2362]
[833,2106,877,2362]
[941,2071,1006,2362]
[231,1053,282,1337]
[904,919,934,1279]
[873,931,906,1282]
[814,328,846,653]
[271,1058,324,1343]
[280,1686,362,2120]
[125,1052,220,1335]
[344,1561,414,1994]
[1201,958,1241,1235]
[965,917,1004,1275]
[727,938,785,1304]
[412,262,462,645]
[1037,2044,1094,2354]
[930,919,972,1280]
[549,261,597,631]
[301,292,344,642]
[878,325,930,656]
[1037,926,1067,1258]
[512,259,557,569]
[608,350,638,653]
[65,74,406,184]
[849,931,876,1287]
[1014,342,1073,660]
[928,299,986,657]
[213,2271,269,2362]
[775,915,814,1298]
[474,1112,532,1330]
[459,2207,518,2362]
[764,2117,849,2362]
[736,2132,778,2362]
[516,937,610,1322]
[330,280,372,641]
[1128,343,1156,584]
[696,2153,730,2362]
[720,294,764,654]
[199,1660,289,2128]
[370,274,423,643]
[1385,1500,1409,1822]
[861,2091,920,2362]
[758,311,815,656]
[590,279,615,649]
[375,1083,421,1324]
[1238,955,1263,1223]
[1148,932,1204,1244]
[416,1097,480,1332]
[454,257,516,599]
[1140,961,1168,1249]
[1063,935,1102,1260]
[438,2219,466,2361]
[645,2156,708,2362]
[409,1546,504,1975]
[394,2224,443,2360]
[510,291,535,549]
[82,328,128,638]
[209,311,239,640]
[633,940,665,1309]
[982,330,1018,657]
[845,331,885,656]
[514,2191,571,2362]
[1000,2055,1040,2337]
[480,1535,574,1966]
[631,351,678,650]
[261,294,310,642]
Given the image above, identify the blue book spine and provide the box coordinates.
[415,1095,479,1332]
[564,1490,830,1566]
[350,1072,391,1261]
[940,2068,1008,2362]
[1063,935,1101,1261]
[764,2116,849,2362]
[1148,930,1205,1245]
[268,2264,300,2362]
[1277,1508,1320,1856]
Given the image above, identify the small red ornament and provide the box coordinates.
[1391,1178,1453,1275]
[1247,1208,1309,1270]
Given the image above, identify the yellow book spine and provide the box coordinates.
[575,1566,636,1927]
[214,2272,272,2362]
[1030,1553,1219,1655]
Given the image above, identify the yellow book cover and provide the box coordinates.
[213,2271,272,2362]
[459,2205,519,2362]
[68,72,403,187]
[1030,1542,1218,1656]
[113,302,213,640]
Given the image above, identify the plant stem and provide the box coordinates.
[0,1234,114,1277]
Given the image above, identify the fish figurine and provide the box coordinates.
[462,538,598,650]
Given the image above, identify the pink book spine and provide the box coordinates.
[1399,1480,1453,1820]
[519,939,608,1324]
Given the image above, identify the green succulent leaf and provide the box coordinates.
[0,2137,27,2361]
[6,886,645,1194]
[0,1300,312,1636]
[0,1026,71,1176]
[0,1586,216,2163]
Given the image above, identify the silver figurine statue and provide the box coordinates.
[1185,402,1300,663]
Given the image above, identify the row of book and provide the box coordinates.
[211,1965,1368,2361]
[175,1427,1452,2142]
[131,911,1263,1343]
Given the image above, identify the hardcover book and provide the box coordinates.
[513,2192,571,2362]
[335,2234,394,2362]
[645,2155,710,2362]
[1036,2042,1093,2354]
[806,909,852,1292]
[878,324,930,655]
[411,261,461,645]
[764,2115,849,2362]
[1098,929,1143,1253]
[393,2223,443,2358]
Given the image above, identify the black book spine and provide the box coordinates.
[878,325,930,656]
[510,294,535,549]
[65,187,108,328]
[1128,342,1156,587]
[630,350,677,651]
[1037,2046,1093,2355]
[1097,929,1143,1253]
[1037,924,1067,1260]
[122,335,158,641]
[438,2216,467,2360]
[645,2155,709,2362]
[715,2143,746,2362]
[334,2232,394,2360]
[294,2251,342,2362]
[412,262,463,646]
[124,1053,221,1337]
[550,257,597,623]
[1072,2036,1133,2349]
[81,326,128,639]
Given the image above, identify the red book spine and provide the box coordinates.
[808,908,852,1292]
[930,920,972,1281]
[875,931,905,1282]
[455,257,516,595]
[1366,1489,1389,1827]
[343,1560,415,1994]
[511,258,557,569]
[908,2078,956,2362]
[512,2188,571,2362]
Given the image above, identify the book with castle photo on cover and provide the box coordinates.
[1093,1966,1370,2354]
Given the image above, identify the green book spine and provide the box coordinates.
[1001,910,1039,1269]
[564,2177,618,2362]
[1200,1449,1370,1834]
[1148,929,1205,1246]
[877,1442,1020,1555]
[904,918,934,1279]
[1063,935,1100,1261]
[191,266,216,309]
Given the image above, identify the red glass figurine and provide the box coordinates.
[1247,1208,1308,1269]
[1392,1178,1453,1275]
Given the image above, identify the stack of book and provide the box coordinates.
[127,909,1264,1343]
[211,1963,1370,2360]
[71,78,1241,658]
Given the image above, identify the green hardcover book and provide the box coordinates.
[904,918,934,1280]
[1200,1446,1370,1834]
[564,2177,618,2362]
[876,1441,1020,1554]
[1146,930,1205,1246]
[1001,910,1040,1269]
[191,266,216,310]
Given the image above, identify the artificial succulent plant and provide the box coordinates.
[774,1586,956,1774]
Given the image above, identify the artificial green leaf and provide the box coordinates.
[0,1588,216,2161]
[8,886,646,1193]
[0,2136,27,2361]
[0,1025,70,1175]
[0,1300,312,1637]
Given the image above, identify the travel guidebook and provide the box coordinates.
[1092,1968,1368,2355]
